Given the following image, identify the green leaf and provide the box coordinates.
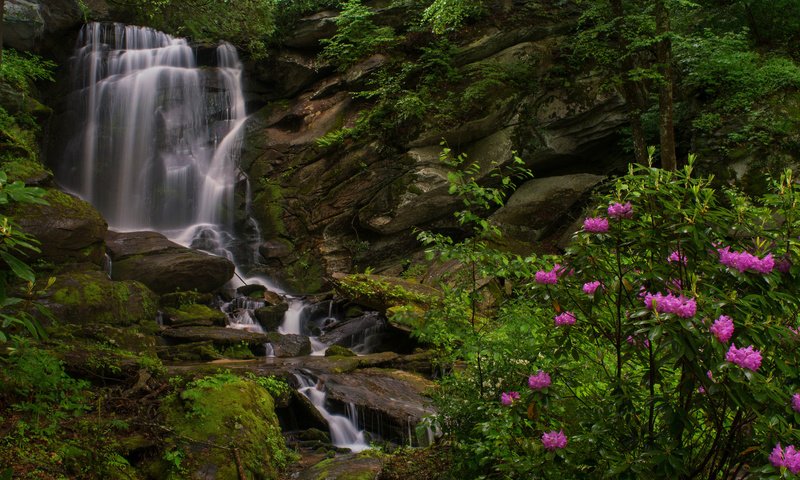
[0,252,35,283]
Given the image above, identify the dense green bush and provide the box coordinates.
[421,156,800,478]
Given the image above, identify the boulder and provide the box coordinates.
[282,10,338,49]
[320,368,435,445]
[490,173,606,243]
[255,304,289,331]
[161,304,227,328]
[155,375,290,479]
[244,50,328,100]
[10,188,107,266]
[295,453,384,480]
[3,0,82,52]
[41,269,158,327]
[265,332,312,357]
[106,230,235,294]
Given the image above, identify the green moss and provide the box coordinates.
[325,344,356,357]
[158,373,293,479]
[0,157,52,184]
[252,181,288,237]
[163,304,226,327]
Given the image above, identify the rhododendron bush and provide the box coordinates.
[420,160,800,478]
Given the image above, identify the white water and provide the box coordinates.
[295,372,369,452]
[61,23,246,248]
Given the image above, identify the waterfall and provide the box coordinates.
[295,372,369,452]
[59,22,246,252]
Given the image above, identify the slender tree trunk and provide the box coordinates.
[655,0,677,170]
[609,0,649,165]
[1,0,5,66]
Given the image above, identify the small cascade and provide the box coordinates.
[295,372,369,452]
[279,298,309,335]
[264,343,275,358]
[223,296,266,332]
[351,318,388,354]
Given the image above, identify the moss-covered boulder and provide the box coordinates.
[155,372,292,479]
[332,273,442,313]
[9,188,107,266]
[325,344,356,357]
[296,453,384,480]
[41,269,158,327]
[162,304,227,327]
[106,230,235,294]
[254,304,289,331]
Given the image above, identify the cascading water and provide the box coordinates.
[58,22,247,258]
[295,372,369,452]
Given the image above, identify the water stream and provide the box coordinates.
[58,22,382,452]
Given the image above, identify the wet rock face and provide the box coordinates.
[106,231,235,294]
[239,16,630,279]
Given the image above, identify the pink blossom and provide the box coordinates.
[583,281,602,295]
[725,343,762,371]
[793,393,800,413]
[528,371,551,391]
[500,391,520,406]
[541,430,568,451]
[770,443,800,474]
[710,315,734,343]
[535,270,558,284]
[583,217,609,233]
[608,202,633,219]
[697,386,706,394]
[718,246,774,274]
[707,370,714,380]
[642,291,696,318]
[554,311,577,326]
[668,251,687,265]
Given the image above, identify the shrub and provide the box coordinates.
[424,156,800,478]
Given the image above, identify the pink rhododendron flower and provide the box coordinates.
[668,250,687,265]
[725,343,762,371]
[583,217,609,233]
[707,370,714,380]
[541,430,568,451]
[528,371,551,391]
[583,281,602,295]
[718,246,774,274]
[793,393,800,413]
[607,202,633,219]
[770,443,800,474]
[642,292,696,318]
[710,315,734,343]
[554,311,577,326]
[535,270,558,284]
[500,391,520,406]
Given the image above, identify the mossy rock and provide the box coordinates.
[48,323,159,355]
[1,157,53,185]
[254,304,289,331]
[332,273,442,313]
[162,304,227,327]
[325,344,356,357]
[160,291,214,308]
[42,269,158,327]
[9,188,107,266]
[156,341,223,363]
[296,453,384,480]
[157,373,292,479]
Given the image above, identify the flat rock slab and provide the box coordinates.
[161,327,270,345]
[106,230,235,294]
[294,453,384,480]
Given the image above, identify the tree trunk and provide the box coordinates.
[1,0,5,66]
[609,0,649,165]
[655,0,677,170]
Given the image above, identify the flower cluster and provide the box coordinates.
[583,281,602,295]
[583,217,609,233]
[710,315,734,343]
[528,371,552,391]
[500,391,520,406]
[793,393,800,413]
[541,430,568,451]
[535,264,567,285]
[554,311,576,326]
[668,250,687,265]
[642,291,697,318]
[725,344,762,371]
[718,246,775,274]
[770,444,800,473]
[607,202,633,219]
